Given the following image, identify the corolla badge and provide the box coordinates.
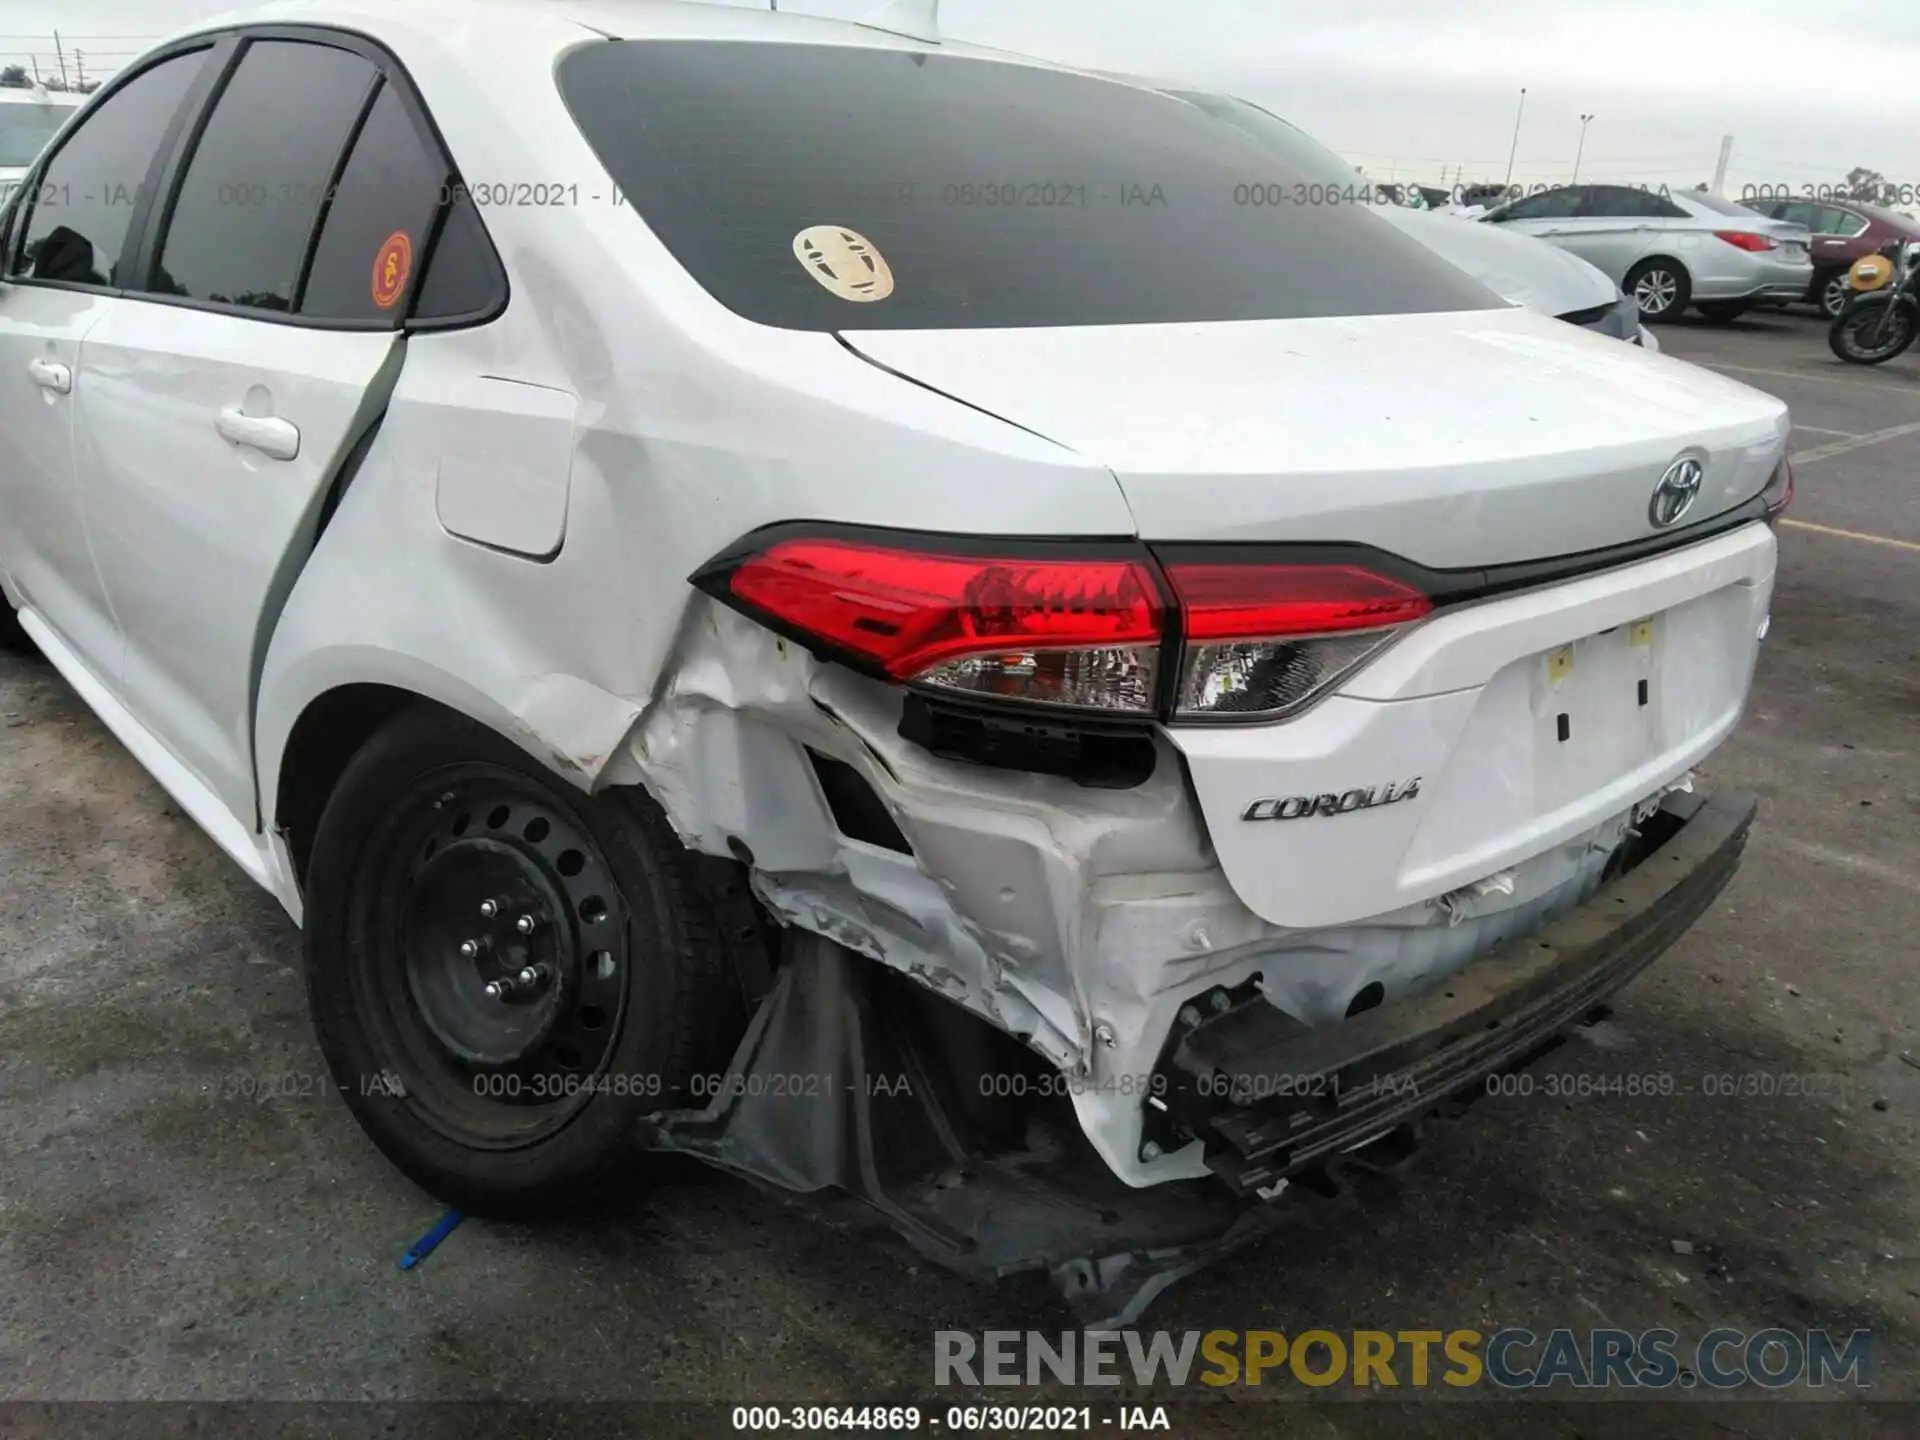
[1649,456,1704,529]
[1241,778,1422,821]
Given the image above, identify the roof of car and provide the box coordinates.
[168,0,1063,67]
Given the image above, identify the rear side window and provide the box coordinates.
[410,189,507,321]
[151,39,376,311]
[1490,188,1582,222]
[556,41,1495,330]
[1584,186,1686,219]
[13,50,207,287]
[300,80,445,322]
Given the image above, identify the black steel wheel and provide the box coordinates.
[304,705,753,1217]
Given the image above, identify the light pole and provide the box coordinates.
[1572,113,1594,184]
[1503,88,1528,192]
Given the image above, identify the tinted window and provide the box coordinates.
[152,40,375,311]
[0,103,73,167]
[14,52,206,286]
[1827,207,1870,237]
[301,80,444,321]
[1489,188,1582,222]
[557,42,1496,330]
[1585,186,1685,219]
[412,188,507,320]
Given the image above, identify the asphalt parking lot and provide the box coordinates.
[2,307,1917,1436]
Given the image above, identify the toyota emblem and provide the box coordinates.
[1649,456,1704,529]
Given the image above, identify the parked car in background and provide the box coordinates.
[1158,90,1654,347]
[1743,195,1920,317]
[1480,184,1811,324]
[0,84,82,198]
[1373,206,1656,349]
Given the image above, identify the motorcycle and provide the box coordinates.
[1829,239,1920,364]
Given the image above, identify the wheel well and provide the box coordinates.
[275,683,421,885]
[1629,254,1689,281]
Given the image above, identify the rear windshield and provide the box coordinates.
[557,41,1499,331]
[1685,192,1768,218]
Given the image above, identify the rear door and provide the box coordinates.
[0,47,212,676]
[71,31,451,826]
[1564,186,1686,282]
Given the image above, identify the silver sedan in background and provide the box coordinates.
[1480,184,1812,323]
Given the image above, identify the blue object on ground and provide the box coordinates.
[399,1208,464,1269]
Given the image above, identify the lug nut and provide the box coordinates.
[459,937,489,960]
[517,963,554,989]
[479,899,500,919]
[483,977,516,1002]
[514,913,538,936]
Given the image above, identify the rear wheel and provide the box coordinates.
[1694,300,1752,324]
[1819,270,1853,319]
[304,706,750,1218]
[1626,258,1690,323]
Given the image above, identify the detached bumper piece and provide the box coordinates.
[1146,790,1758,1197]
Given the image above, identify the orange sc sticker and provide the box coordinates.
[371,230,413,309]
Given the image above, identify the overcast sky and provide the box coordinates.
[3,0,1915,201]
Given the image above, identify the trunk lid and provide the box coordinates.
[843,306,1787,568]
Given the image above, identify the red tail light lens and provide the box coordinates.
[706,533,1433,722]
[1714,230,1778,253]
[1168,563,1433,639]
[727,539,1165,711]
[1164,563,1431,719]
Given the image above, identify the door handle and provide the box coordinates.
[27,357,70,394]
[216,407,300,461]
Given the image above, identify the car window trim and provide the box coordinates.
[130,34,386,325]
[109,21,506,332]
[291,66,386,316]
[2,36,228,295]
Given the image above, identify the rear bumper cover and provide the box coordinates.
[1146,788,1756,1196]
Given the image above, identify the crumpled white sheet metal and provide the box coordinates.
[623,599,1680,1185]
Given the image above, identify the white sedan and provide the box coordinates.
[0,0,1789,1314]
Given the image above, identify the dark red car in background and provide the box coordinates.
[1745,196,1920,316]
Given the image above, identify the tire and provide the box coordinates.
[1828,296,1919,365]
[303,704,752,1219]
[1694,300,1752,324]
[1625,258,1691,323]
[1818,270,1853,319]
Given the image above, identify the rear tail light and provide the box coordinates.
[1713,230,1778,253]
[700,533,1433,723]
[1167,563,1431,719]
[724,538,1164,711]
